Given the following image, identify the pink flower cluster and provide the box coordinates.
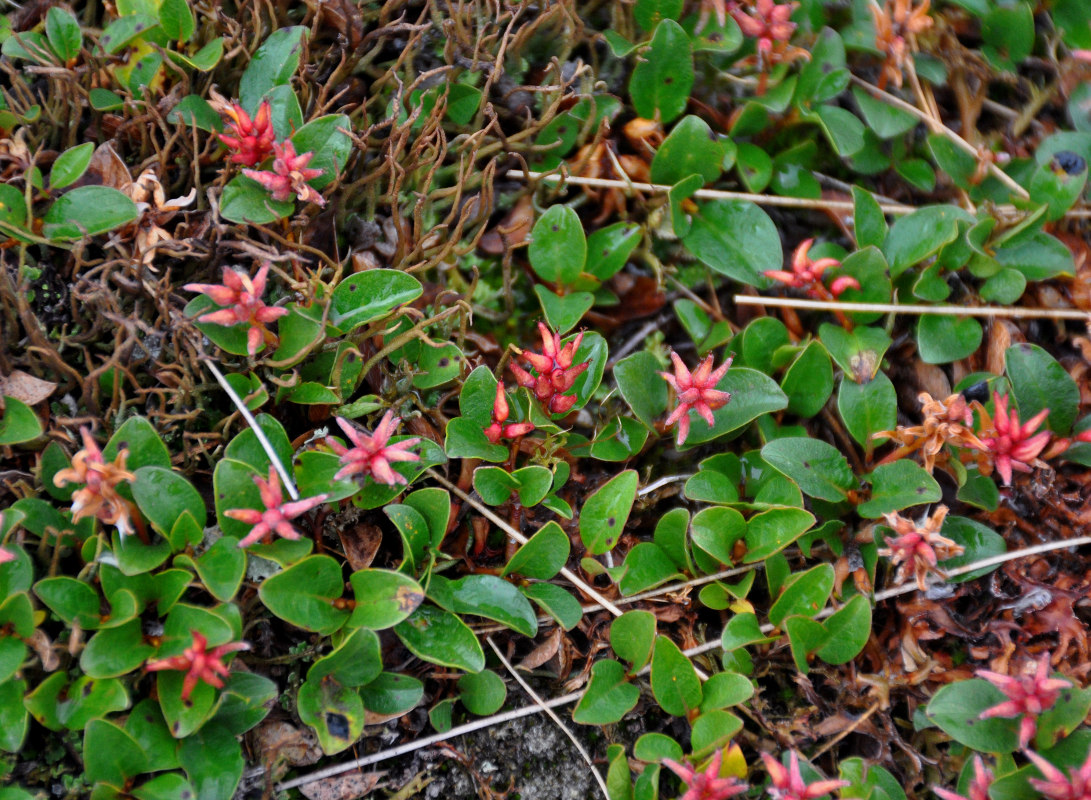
[184,262,288,356]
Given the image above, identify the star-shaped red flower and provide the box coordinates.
[184,262,289,356]
[663,749,748,800]
[243,140,326,206]
[1025,747,1091,800]
[483,382,535,444]
[933,755,993,800]
[145,630,250,701]
[224,465,329,548]
[764,239,860,300]
[978,654,1071,749]
[660,351,733,446]
[325,411,421,486]
[762,750,849,800]
[973,392,1052,486]
[509,323,590,416]
[217,100,275,167]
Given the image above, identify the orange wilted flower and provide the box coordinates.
[870,0,933,90]
[877,505,963,591]
[53,427,138,538]
[874,392,986,474]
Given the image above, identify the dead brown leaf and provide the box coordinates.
[299,770,384,800]
[0,370,56,406]
[251,719,323,768]
[517,627,562,672]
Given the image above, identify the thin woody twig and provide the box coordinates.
[734,295,1091,321]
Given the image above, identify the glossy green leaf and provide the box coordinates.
[650,636,701,717]
[770,564,835,626]
[1005,343,1080,434]
[838,373,897,446]
[858,460,941,518]
[428,575,538,637]
[579,470,637,555]
[761,438,854,502]
[817,594,872,664]
[394,604,485,673]
[682,199,779,286]
[528,205,586,285]
[43,186,138,240]
[614,351,669,429]
[458,670,507,715]
[0,396,42,445]
[178,719,244,800]
[521,583,583,631]
[573,660,640,724]
[50,142,93,190]
[84,719,146,786]
[925,679,1020,753]
[650,115,724,185]
[938,515,1007,582]
[239,26,307,112]
[916,315,982,364]
[258,555,349,635]
[883,205,973,276]
[610,610,657,674]
[503,521,570,579]
[630,20,693,124]
[781,341,833,418]
[744,507,816,563]
[349,569,424,629]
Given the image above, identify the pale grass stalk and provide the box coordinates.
[508,169,917,215]
[426,468,625,617]
[201,359,299,500]
[275,535,1091,793]
[734,295,1091,321]
[486,636,609,800]
[849,76,1030,200]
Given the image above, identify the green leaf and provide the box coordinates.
[84,719,146,786]
[781,342,833,418]
[298,677,365,755]
[0,678,28,753]
[852,87,918,139]
[131,466,204,543]
[618,543,685,596]
[690,710,744,759]
[614,351,669,429]
[290,114,352,190]
[573,660,640,724]
[858,460,941,518]
[816,104,865,156]
[700,672,754,711]
[360,672,424,716]
[691,507,746,566]
[610,610,657,673]
[994,230,1074,281]
[925,679,1020,753]
[219,174,295,224]
[521,583,583,630]
[394,604,485,672]
[650,115,724,185]
[535,285,593,334]
[157,0,194,41]
[168,94,222,130]
[212,672,277,735]
[585,222,641,281]
[630,19,693,124]
[839,757,906,800]
[744,507,816,563]
[50,142,93,190]
[761,438,854,502]
[838,373,897,447]
[458,670,507,715]
[817,594,872,664]
[883,205,974,276]
[785,616,829,673]
[579,470,638,555]
[650,636,702,717]
[682,199,780,286]
[528,205,586,285]
[80,619,154,679]
[938,515,1007,582]
[1005,343,1080,434]
[35,576,101,628]
[769,564,834,626]
[180,536,246,602]
[916,315,982,364]
[258,555,349,635]
[169,36,223,71]
[178,720,244,800]
[819,323,892,381]
[428,575,538,637]
[330,269,424,332]
[45,7,82,61]
[634,0,683,30]
[503,521,571,579]
[349,569,423,629]
[99,14,160,54]
[43,186,138,240]
[0,396,42,445]
[239,26,307,112]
